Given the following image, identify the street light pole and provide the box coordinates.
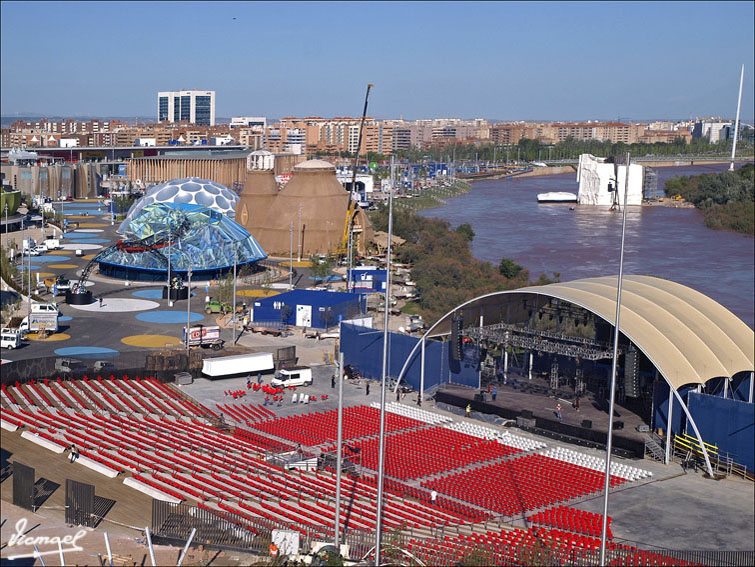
[289,221,294,290]
[232,249,237,345]
[186,267,192,358]
[374,187,393,567]
[167,232,173,307]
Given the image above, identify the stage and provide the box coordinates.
[435,374,649,459]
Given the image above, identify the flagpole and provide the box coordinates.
[600,152,631,564]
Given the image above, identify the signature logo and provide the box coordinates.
[7,518,87,560]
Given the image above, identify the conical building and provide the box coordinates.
[237,151,279,228]
[240,158,373,257]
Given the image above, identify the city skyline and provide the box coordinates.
[1,1,754,122]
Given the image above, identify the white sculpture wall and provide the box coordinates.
[577,154,644,206]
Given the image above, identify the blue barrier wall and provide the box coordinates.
[652,381,696,435]
[687,392,754,472]
[340,322,479,391]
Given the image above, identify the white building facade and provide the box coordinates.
[158,90,216,126]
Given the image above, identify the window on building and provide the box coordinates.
[180,96,191,122]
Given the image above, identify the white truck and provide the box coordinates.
[19,312,59,335]
[39,237,61,251]
[201,352,274,379]
[271,366,313,387]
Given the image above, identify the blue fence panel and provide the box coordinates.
[340,323,479,391]
[652,381,696,435]
[687,392,754,472]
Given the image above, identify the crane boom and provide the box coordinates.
[339,84,374,275]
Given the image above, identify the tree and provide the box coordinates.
[455,222,475,242]
[310,254,334,284]
[499,257,524,279]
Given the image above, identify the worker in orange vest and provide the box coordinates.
[269,542,279,556]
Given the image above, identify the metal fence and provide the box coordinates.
[65,479,95,527]
[11,461,35,511]
[0,350,193,386]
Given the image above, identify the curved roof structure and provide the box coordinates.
[97,202,266,274]
[430,275,754,390]
[120,177,239,233]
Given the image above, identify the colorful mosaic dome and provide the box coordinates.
[98,202,266,274]
[119,177,239,234]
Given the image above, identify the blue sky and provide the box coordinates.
[1,1,753,121]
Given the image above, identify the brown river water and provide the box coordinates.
[420,163,754,328]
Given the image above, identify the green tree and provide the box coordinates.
[499,257,524,279]
[310,254,334,284]
[455,222,475,242]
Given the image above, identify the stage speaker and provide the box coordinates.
[624,349,640,398]
[581,419,592,429]
[451,316,463,361]
[521,410,533,419]
[613,421,624,430]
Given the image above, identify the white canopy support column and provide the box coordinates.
[671,385,714,477]
[665,387,674,464]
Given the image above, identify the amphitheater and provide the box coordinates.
[1,370,753,566]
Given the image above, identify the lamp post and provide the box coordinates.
[374,186,394,566]
[232,247,238,345]
[4,203,8,245]
[289,221,294,290]
[167,232,173,307]
[186,267,192,358]
[599,152,631,565]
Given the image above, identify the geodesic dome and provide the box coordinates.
[119,177,239,234]
[97,202,267,281]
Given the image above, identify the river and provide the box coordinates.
[420,163,754,328]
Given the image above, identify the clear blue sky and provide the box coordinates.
[2,1,753,122]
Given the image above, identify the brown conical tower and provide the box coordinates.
[251,159,373,257]
[236,151,279,230]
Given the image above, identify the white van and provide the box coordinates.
[271,366,313,387]
[1,328,21,349]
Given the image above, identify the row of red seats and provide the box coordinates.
[249,405,424,447]
[528,505,613,539]
[422,453,625,516]
[344,425,520,480]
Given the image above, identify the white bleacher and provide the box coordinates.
[444,421,547,452]
[540,446,653,481]
[371,401,453,425]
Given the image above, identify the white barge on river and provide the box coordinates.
[537,192,578,203]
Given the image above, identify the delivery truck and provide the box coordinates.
[18,312,60,335]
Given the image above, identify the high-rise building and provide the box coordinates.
[158,90,216,126]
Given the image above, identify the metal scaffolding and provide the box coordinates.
[461,321,621,361]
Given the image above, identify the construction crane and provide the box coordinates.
[337,84,373,285]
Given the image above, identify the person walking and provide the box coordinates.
[69,444,78,463]
[574,396,580,412]
[465,404,471,418]
[492,387,498,401]
[98,296,103,308]
[366,382,370,396]
[556,403,563,421]
[331,374,336,389]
